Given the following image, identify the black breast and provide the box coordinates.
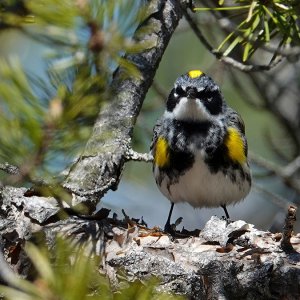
[158,120,211,181]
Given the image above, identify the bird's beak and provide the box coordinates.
[186,87,197,99]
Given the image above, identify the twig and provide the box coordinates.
[249,152,300,195]
[184,10,282,72]
[252,183,293,210]
[246,73,300,154]
[0,163,19,175]
[219,55,281,72]
[282,155,300,178]
[217,16,300,59]
[125,149,153,163]
[183,10,214,52]
[280,205,297,252]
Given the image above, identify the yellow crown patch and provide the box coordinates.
[188,70,203,79]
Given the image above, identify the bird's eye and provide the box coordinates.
[196,88,223,115]
[197,89,214,102]
[175,86,185,96]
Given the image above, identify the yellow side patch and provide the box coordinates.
[188,70,203,79]
[225,127,246,164]
[154,137,170,168]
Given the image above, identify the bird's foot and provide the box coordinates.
[164,221,176,236]
[221,215,233,225]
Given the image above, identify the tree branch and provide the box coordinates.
[249,152,300,195]
[63,0,192,211]
[104,213,300,299]
[125,150,153,163]
[184,10,282,72]
[1,186,300,298]
[0,163,19,175]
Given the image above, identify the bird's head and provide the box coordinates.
[165,70,225,122]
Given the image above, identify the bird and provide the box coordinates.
[151,69,251,233]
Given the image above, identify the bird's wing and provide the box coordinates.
[150,118,162,154]
[225,107,245,134]
[225,107,248,156]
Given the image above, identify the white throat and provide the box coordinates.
[165,97,212,122]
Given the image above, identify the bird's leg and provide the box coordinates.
[221,204,232,224]
[164,202,175,234]
[221,204,230,219]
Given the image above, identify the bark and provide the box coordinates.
[0,186,300,299]
[63,0,193,212]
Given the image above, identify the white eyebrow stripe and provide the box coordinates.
[196,87,205,92]
[175,84,187,91]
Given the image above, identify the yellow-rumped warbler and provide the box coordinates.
[151,70,251,232]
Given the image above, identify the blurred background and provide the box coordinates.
[0,0,299,232]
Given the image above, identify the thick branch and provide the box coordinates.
[63,0,191,211]
[104,216,300,299]
[0,187,300,299]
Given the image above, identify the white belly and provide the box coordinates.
[155,154,250,208]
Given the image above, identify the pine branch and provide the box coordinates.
[183,10,283,72]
